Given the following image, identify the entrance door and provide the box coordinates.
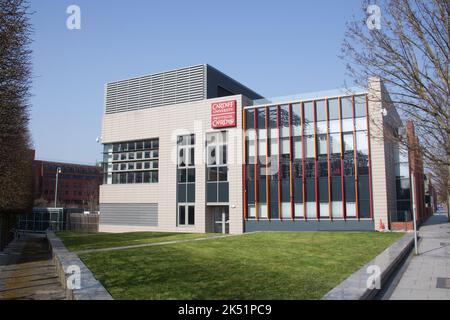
[212,206,229,234]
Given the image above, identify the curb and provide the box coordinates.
[322,233,414,300]
[46,231,113,300]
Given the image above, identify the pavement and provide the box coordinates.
[0,233,66,300]
[390,213,450,300]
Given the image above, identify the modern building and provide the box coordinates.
[33,160,103,210]
[99,64,425,234]
[389,122,435,230]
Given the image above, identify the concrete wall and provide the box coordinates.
[100,95,245,234]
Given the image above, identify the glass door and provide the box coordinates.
[213,206,229,234]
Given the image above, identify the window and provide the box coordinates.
[354,95,367,118]
[316,100,327,121]
[207,132,229,203]
[188,206,195,225]
[248,205,256,218]
[359,175,371,218]
[178,205,195,226]
[318,134,327,155]
[330,133,341,155]
[294,136,302,159]
[178,134,196,204]
[246,109,255,129]
[178,135,195,167]
[328,99,340,120]
[304,102,314,123]
[246,129,256,165]
[316,100,327,134]
[341,97,353,119]
[342,118,354,132]
[318,158,328,177]
[329,120,340,133]
[280,105,290,137]
[292,103,302,136]
[355,118,367,131]
[103,138,159,185]
[343,133,354,153]
[356,131,368,155]
[305,136,315,159]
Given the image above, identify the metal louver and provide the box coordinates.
[105,65,206,114]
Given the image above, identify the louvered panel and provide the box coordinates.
[100,203,158,227]
[105,65,207,114]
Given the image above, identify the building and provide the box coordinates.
[425,174,437,217]
[99,64,426,234]
[390,121,436,230]
[33,160,103,210]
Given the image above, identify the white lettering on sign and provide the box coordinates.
[211,100,237,129]
[212,101,236,114]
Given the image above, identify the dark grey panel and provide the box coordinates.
[244,220,375,232]
[187,184,196,203]
[218,182,229,202]
[206,65,263,100]
[177,184,186,203]
[207,183,218,203]
[100,203,158,227]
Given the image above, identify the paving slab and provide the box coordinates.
[389,214,450,300]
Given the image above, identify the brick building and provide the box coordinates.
[33,160,102,210]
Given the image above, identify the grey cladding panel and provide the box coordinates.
[100,203,158,227]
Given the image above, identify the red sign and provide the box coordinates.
[211,100,237,129]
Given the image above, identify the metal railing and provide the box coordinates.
[389,210,413,223]
[17,208,98,233]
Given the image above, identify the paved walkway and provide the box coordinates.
[390,213,450,300]
[0,234,66,300]
[74,232,257,255]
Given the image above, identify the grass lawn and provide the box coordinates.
[56,231,216,252]
[73,232,404,300]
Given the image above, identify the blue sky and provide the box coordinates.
[29,0,364,164]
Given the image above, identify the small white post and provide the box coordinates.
[222,211,226,235]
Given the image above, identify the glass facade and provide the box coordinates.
[394,141,412,222]
[244,95,372,221]
[103,139,159,185]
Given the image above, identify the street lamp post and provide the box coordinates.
[54,167,62,208]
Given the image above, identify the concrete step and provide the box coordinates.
[0,234,66,300]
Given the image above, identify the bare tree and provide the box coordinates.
[430,162,449,211]
[84,178,100,212]
[0,0,33,250]
[33,197,48,208]
[342,0,449,210]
